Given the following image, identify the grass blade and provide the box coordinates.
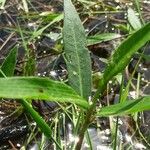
[0,46,18,77]
[87,33,121,46]
[19,99,62,149]
[0,77,89,109]
[135,0,145,24]
[63,0,92,99]
[98,23,150,93]
[97,96,150,117]
[31,14,63,41]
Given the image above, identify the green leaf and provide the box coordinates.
[0,77,89,109]
[0,46,18,77]
[19,99,62,149]
[97,96,150,117]
[31,14,63,40]
[0,0,6,9]
[135,0,145,24]
[87,33,121,46]
[127,7,142,30]
[98,23,150,93]
[63,0,92,99]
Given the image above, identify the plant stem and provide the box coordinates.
[113,117,119,150]
[75,79,106,149]
[75,109,93,150]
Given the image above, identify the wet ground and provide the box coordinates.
[0,0,150,149]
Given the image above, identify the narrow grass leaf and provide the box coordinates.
[97,96,150,117]
[98,23,150,93]
[63,0,92,99]
[127,7,142,30]
[0,46,18,77]
[31,14,63,40]
[87,33,121,46]
[19,99,62,149]
[0,77,89,109]
[135,0,145,24]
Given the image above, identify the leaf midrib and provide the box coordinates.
[70,23,83,97]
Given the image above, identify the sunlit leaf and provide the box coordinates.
[127,7,142,30]
[22,0,29,13]
[0,77,89,109]
[98,23,150,93]
[97,96,150,117]
[0,0,6,9]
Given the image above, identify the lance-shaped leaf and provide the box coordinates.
[127,7,142,30]
[0,77,89,109]
[98,23,150,93]
[63,0,92,99]
[0,46,18,77]
[97,96,150,117]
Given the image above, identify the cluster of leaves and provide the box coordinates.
[0,0,150,149]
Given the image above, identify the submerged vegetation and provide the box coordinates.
[0,0,150,149]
